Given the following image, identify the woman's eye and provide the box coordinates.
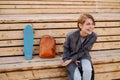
[86,23,94,26]
[86,23,90,25]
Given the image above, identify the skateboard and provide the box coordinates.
[23,25,34,60]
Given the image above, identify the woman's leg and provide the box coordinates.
[66,62,81,80]
[74,67,81,80]
[81,59,92,80]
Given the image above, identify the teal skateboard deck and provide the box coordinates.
[23,25,34,60]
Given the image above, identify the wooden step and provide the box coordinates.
[0,71,120,80]
[0,0,119,14]
[0,41,120,56]
[0,50,120,80]
[0,14,120,23]
[0,28,120,39]
[0,14,120,56]
[1,5,120,9]
[0,36,120,47]
[0,22,120,30]
[0,8,120,14]
[0,50,120,72]
[0,1,120,5]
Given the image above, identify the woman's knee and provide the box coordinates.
[74,67,81,80]
[82,67,92,73]
[81,59,92,72]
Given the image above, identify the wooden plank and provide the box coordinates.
[92,56,120,65]
[0,38,65,47]
[45,77,67,80]
[0,29,67,40]
[0,58,120,74]
[97,3,120,6]
[33,68,66,79]
[64,0,120,2]
[0,55,62,64]
[94,28,120,36]
[95,71,120,80]
[0,9,96,14]
[0,30,24,40]
[1,68,66,80]
[11,40,120,51]
[0,73,8,80]
[0,36,120,47]
[96,9,120,13]
[0,49,120,64]
[0,57,120,73]
[0,41,120,56]
[92,41,120,50]
[0,8,119,14]
[0,64,120,79]
[96,22,120,28]
[0,28,120,40]
[34,66,119,79]
[0,14,120,23]
[6,71,34,80]
[0,5,100,9]
[0,59,63,73]
[0,1,95,5]
[0,50,120,72]
[91,0,120,2]
[94,62,120,73]
[0,1,119,5]
[63,0,120,2]
[37,77,67,80]
[0,22,119,30]
[42,0,120,2]
[1,71,120,80]
[0,47,23,56]
[0,71,67,80]
[97,36,120,42]
[0,5,120,9]
[0,0,120,2]
[90,50,120,57]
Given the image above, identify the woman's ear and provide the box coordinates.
[79,23,82,29]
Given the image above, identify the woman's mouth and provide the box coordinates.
[87,29,92,32]
[86,29,93,34]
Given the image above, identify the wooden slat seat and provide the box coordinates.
[0,50,120,72]
[0,50,120,80]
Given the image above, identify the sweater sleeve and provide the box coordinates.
[70,34,97,61]
[62,33,71,61]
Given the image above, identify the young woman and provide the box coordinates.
[61,13,97,80]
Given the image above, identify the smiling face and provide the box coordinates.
[77,13,95,37]
[79,18,95,35]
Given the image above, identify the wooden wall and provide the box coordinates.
[0,0,120,14]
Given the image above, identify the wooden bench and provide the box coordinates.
[0,13,120,80]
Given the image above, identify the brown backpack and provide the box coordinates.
[39,35,56,58]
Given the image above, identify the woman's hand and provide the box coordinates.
[75,60,80,66]
[61,59,72,66]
